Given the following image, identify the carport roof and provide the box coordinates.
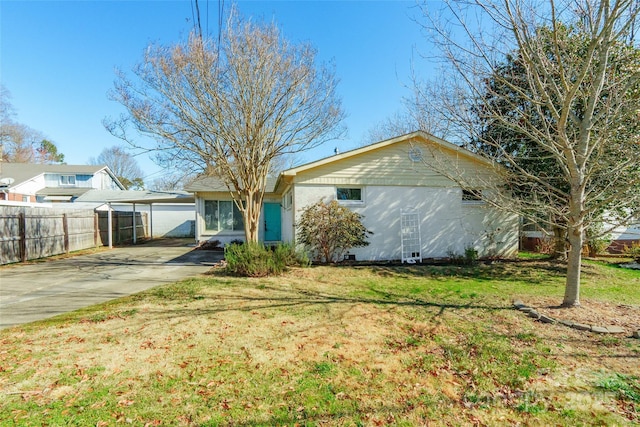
[74,189,194,204]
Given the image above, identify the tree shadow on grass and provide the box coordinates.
[143,282,513,326]
[355,261,569,285]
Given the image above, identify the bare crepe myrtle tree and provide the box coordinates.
[105,10,345,242]
[417,0,640,307]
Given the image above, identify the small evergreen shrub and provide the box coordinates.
[464,246,479,265]
[225,242,275,277]
[272,242,310,268]
[224,242,309,277]
[447,246,478,266]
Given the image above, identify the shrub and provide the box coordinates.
[585,223,611,257]
[272,242,310,268]
[225,242,276,277]
[224,242,309,277]
[464,246,479,265]
[447,246,478,266]
[624,242,640,262]
[297,200,372,263]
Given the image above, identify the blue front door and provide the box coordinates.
[264,203,281,241]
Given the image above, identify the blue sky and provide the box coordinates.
[1,0,436,182]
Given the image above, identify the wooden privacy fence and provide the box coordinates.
[97,211,148,247]
[0,206,148,265]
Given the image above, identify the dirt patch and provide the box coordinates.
[523,296,640,334]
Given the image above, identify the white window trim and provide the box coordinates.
[336,186,365,205]
[59,175,76,186]
[203,200,244,233]
[283,190,293,210]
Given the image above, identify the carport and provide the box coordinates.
[74,190,195,247]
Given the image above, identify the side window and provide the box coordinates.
[282,190,293,210]
[336,187,363,203]
[462,189,483,203]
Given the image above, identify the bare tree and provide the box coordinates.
[418,0,640,307]
[1,86,65,164]
[149,174,184,191]
[90,146,144,190]
[106,10,345,242]
[360,74,455,146]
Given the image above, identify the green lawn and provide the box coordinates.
[1,258,639,426]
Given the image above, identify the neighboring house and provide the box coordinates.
[520,215,640,254]
[0,163,125,203]
[186,131,519,261]
[606,221,639,253]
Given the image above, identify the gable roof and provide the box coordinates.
[0,163,125,189]
[185,131,497,196]
[282,130,492,178]
[272,130,496,192]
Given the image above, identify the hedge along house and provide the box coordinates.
[187,131,519,260]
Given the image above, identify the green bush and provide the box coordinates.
[224,242,309,277]
[464,246,479,265]
[272,242,310,268]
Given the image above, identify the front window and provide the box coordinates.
[336,187,363,202]
[60,175,76,186]
[204,200,244,231]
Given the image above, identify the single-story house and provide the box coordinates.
[185,131,519,261]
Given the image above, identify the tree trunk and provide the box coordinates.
[551,225,567,260]
[563,225,583,307]
[242,189,263,243]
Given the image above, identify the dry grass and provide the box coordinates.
[0,260,639,426]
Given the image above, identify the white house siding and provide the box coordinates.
[42,170,121,191]
[13,175,45,197]
[291,139,496,188]
[94,170,121,190]
[290,184,518,261]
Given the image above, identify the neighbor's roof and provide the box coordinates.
[36,187,92,197]
[0,163,125,189]
[185,176,279,193]
[75,189,195,204]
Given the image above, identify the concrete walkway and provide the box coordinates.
[0,240,222,329]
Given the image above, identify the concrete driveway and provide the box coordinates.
[0,239,223,330]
